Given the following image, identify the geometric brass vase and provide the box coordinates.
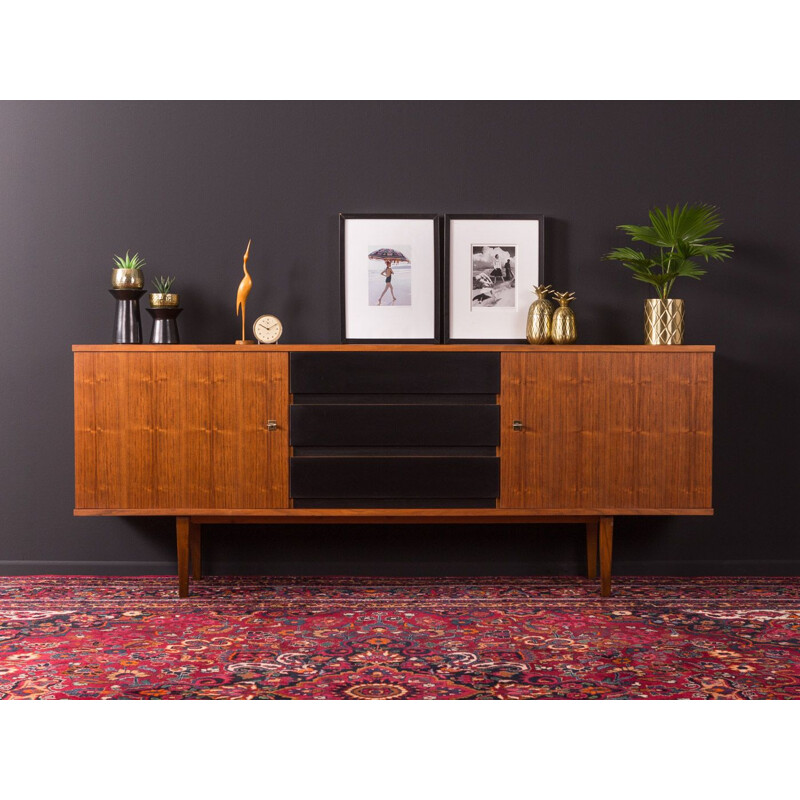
[644,299,684,345]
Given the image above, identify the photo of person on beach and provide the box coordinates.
[471,245,516,308]
[368,246,412,306]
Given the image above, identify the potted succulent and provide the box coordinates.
[150,275,179,307]
[111,251,146,289]
[603,204,733,344]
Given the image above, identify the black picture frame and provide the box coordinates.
[339,213,441,344]
[443,214,546,344]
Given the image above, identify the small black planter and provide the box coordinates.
[147,306,183,344]
[109,288,146,344]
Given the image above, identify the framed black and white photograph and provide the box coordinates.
[444,214,544,342]
[340,213,440,342]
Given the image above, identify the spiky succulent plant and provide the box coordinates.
[112,251,146,270]
[152,275,176,294]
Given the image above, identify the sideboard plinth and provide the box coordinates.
[174,514,615,599]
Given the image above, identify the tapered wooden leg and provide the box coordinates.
[586,519,599,579]
[176,516,190,598]
[189,520,202,580]
[599,516,613,597]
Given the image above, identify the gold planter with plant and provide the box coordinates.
[111,250,145,289]
[526,284,553,344]
[603,204,733,345]
[150,276,179,307]
[644,298,685,345]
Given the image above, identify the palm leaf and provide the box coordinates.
[604,203,733,298]
[647,207,674,245]
[673,204,724,241]
[690,241,734,261]
[617,224,664,246]
[670,260,707,279]
[604,246,655,264]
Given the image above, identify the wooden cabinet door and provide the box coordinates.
[75,351,289,510]
[499,351,713,511]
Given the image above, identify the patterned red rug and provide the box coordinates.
[1,576,798,699]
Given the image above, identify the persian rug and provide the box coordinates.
[0,576,798,699]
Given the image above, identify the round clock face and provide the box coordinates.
[253,314,283,344]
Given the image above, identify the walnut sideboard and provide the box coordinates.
[73,344,714,597]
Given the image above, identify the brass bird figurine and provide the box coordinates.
[235,239,253,343]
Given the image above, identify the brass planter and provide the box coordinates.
[149,292,180,308]
[111,268,144,289]
[644,299,684,345]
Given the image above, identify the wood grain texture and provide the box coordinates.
[74,352,98,509]
[74,506,714,517]
[208,352,286,509]
[499,351,713,510]
[75,347,713,520]
[74,351,288,510]
[74,344,716,353]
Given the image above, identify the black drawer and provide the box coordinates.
[290,457,499,499]
[290,353,500,394]
[290,404,500,447]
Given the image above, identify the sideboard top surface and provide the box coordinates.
[73,344,716,353]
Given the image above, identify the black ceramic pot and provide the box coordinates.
[109,288,146,344]
[146,307,183,344]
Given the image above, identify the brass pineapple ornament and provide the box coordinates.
[551,291,577,344]
[526,284,554,344]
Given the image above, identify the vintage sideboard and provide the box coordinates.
[73,344,714,596]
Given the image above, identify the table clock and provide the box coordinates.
[253,314,283,344]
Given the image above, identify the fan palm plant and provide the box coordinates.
[603,204,733,300]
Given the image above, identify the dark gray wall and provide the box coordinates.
[1,101,798,576]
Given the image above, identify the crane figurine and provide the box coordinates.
[235,239,255,344]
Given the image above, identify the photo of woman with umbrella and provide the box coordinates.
[378,263,396,304]
[368,247,411,306]
[340,213,438,342]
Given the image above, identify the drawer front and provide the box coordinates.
[290,404,499,447]
[290,352,500,508]
[290,457,499,499]
[290,352,500,394]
